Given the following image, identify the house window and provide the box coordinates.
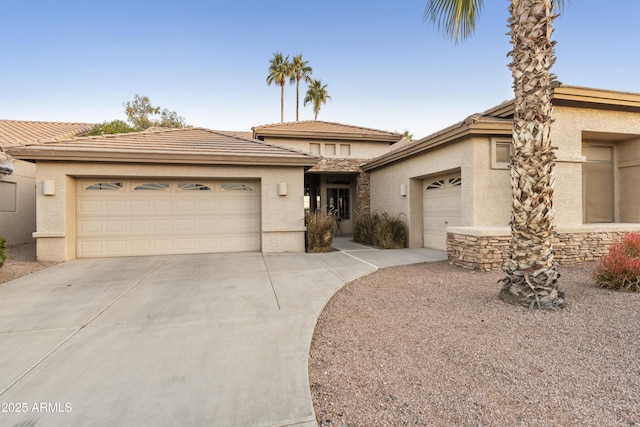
[178,183,212,191]
[85,182,124,190]
[310,143,321,155]
[327,188,350,220]
[426,180,445,190]
[221,183,253,191]
[491,138,512,169]
[325,144,336,156]
[134,182,170,191]
[340,144,351,156]
[0,181,17,212]
[583,144,614,223]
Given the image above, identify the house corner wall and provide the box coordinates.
[0,159,36,245]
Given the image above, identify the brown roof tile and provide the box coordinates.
[0,120,93,146]
[7,127,318,167]
[252,120,403,142]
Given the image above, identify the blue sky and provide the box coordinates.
[1,0,639,139]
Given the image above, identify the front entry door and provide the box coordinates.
[327,188,351,234]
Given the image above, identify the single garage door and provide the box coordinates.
[423,175,462,251]
[76,179,260,258]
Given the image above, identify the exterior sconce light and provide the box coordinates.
[43,180,56,196]
[400,183,407,197]
[277,182,288,196]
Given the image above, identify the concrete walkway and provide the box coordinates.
[0,238,446,427]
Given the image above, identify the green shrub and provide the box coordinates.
[0,236,7,269]
[595,232,640,292]
[354,212,406,249]
[305,211,336,253]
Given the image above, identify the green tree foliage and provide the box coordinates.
[290,54,313,121]
[123,94,187,130]
[304,79,331,120]
[88,120,135,136]
[266,52,292,123]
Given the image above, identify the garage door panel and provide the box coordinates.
[130,200,151,212]
[176,200,196,211]
[105,200,126,213]
[130,240,151,252]
[423,175,462,251]
[105,240,127,254]
[152,200,173,212]
[77,180,261,257]
[78,200,102,214]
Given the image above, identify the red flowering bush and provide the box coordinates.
[595,232,640,292]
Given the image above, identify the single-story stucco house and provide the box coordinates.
[0,120,93,245]
[362,85,640,270]
[6,128,317,261]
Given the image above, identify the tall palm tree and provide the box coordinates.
[304,79,331,120]
[290,54,313,121]
[425,0,566,309]
[266,52,291,123]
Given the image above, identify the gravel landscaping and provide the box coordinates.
[309,261,640,427]
[0,242,58,284]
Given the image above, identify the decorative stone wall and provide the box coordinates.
[447,231,631,271]
[355,170,370,223]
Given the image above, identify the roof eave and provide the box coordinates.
[362,120,512,171]
[254,128,401,142]
[6,148,318,167]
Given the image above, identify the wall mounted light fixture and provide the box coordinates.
[400,183,407,197]
[277,182,288,196]
[43,180,56,196]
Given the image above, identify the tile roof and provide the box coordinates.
[217,130,255,140]
[7,127,318,167]
[0,120,93,147]
[252,120,403,142]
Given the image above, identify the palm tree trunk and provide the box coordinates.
[499,0,565,309]
[280,83,285,123]
[296,77,300,121]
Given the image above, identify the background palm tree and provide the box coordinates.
[425,0,566,309]
[266,52,291,123]
[290,54,313,121]
[304,79,331,120]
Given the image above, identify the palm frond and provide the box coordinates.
[423,0,483,42]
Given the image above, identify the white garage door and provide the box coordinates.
[423,175,462,251]
[76,179,260,258]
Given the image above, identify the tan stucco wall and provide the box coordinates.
[369,140,474,248]
[0,159,36,245]
[618,137,640,223]
[33,162,306,262]
[551,106,640,225]
[262,136,393,159]
[369,105,640,251]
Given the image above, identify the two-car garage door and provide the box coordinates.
[76,179,260,258]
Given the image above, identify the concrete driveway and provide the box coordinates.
[0,238,446,427]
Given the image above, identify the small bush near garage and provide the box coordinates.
[0,236,7,269]
[306,211,336,253]
[595,232,640,292]
[354,212,406,249]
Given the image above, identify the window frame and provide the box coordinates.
[491,137,512,170]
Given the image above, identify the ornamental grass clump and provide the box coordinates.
[305,211,336,253]
[595,232,640,292]
[354,212,406,249]
[0,236,7,269]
